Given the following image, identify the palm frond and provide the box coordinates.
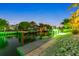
[68,3,79,10]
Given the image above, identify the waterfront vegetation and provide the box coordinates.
[0,18,53,48]
[0,3,79,56]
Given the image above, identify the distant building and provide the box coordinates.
[9,25,17,31]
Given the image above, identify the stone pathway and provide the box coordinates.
[26,39,55,56]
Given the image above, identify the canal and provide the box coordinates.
[0,37,20,56]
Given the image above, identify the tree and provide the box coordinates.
[30,21,38,29]
[30,21,37,26]
[68,3,79,34]
[18,22,31,31]
[0,18,9,31]
[68,3,79,10]
[61,18,70,29]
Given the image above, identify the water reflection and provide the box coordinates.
[0,37,20,56]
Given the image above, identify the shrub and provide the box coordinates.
[72,30,79,34]
[42,35,79,56]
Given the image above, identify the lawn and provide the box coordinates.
[41,33,79,56]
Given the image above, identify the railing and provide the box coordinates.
[0,29,71,48]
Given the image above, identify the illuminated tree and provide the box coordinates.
[69,9,79,30]
[68,4,79,34]
[68,3,79,10]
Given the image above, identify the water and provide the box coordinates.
[0,37,20,56]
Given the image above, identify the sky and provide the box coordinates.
[0,3,77,26]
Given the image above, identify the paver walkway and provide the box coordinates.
[26,39,55,56]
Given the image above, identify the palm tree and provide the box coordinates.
[68,3,79,10]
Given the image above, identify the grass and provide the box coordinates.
[41,33,79,56]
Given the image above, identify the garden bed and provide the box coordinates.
[41,34,79,56]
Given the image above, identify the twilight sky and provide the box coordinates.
[0,3,77,26]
